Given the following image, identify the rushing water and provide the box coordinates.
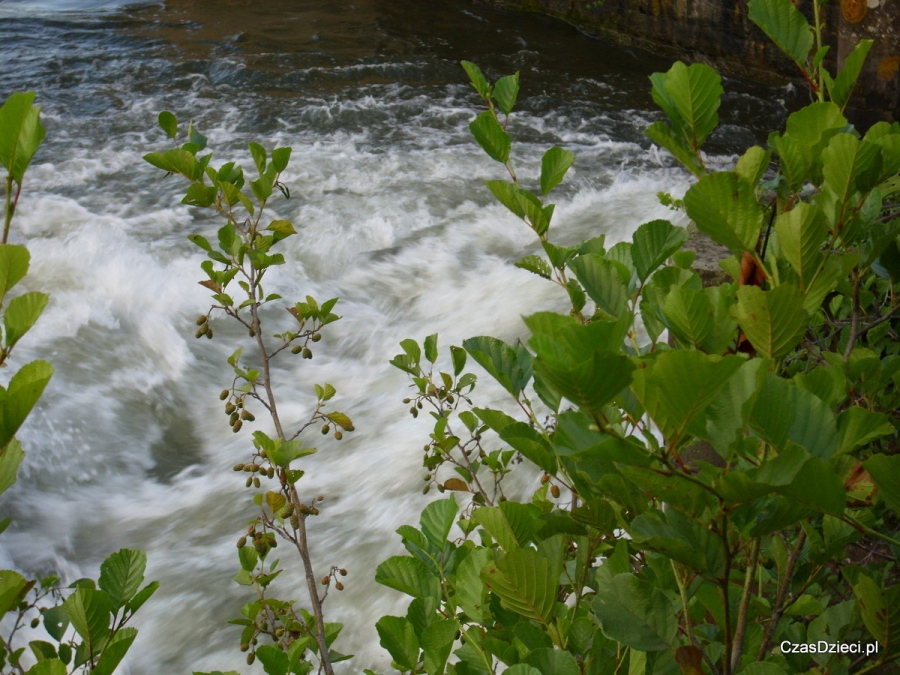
[0,0,794,671]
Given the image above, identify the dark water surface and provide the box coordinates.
[0,1,792,672]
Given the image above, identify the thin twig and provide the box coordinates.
[757,529,807,660]
[731,540,760,672]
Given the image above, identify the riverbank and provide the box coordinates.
[473,0,899,124]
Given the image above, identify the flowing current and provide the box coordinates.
[0,0,792,671]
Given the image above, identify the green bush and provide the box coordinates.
[375,3,900,675]
[0,93,156,675]
[144,113,355,675]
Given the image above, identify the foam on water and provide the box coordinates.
[0,0,160,20]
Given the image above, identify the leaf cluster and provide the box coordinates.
[382,23,900,675]
[1,94,155,675]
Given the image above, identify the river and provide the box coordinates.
[0,0,793,671]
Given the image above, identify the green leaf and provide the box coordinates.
[836,407,893,455]
[851,574,900,657]
[485,180,525,219]
[749,374,838,459]
[238,545,258,572]
[0,360,53,450]
[629,510,722,573]
[183,182,217,208]
[423,333,438,364]
[248,142,267,175]
[469,112,510,164]
[484,181,550,234]
[770,133,812,190]
[250,175,273,202]
[266,219,296,239]
[325,412,354,431]
[256,644,289,675]
[684,171,763,256]
[422,619,457,675]
[493,73,520,115]
[865,454,900,515]
[499,422,557,474]
[450,346,467,377]
[472,507,522,552]
[266,438,316,468]
[778,456,844,515]
[63,588,112,652]
[455,547,490,623]
[0,439,24,496]
[505,666,542,675]
[480,548,556,625]
[462,336,532,398]
[461,61,491,99]
[187,123,207,151]
[568,254,629,318]
[515,255,552,280]
[419,497,457,548]
[530,327,634,416]
[544,354,635,418]
[774,203,828,292]
[0,92,46,185]
[631,351,745,443]
[735,146,772,187]
[776,102,847,186]
[566,278,586,312]
[98,549,146,609]
[540,146,575,194]
[826,39,873,111]
[41,605,69,641]
[271,147,292,173]
[705,358,766,455]
[748,0,814,65]
[143,148,201,181]
[665,62,723,151]
[732,284,808,359]
[645,122,704,177]
[376,616,419,671]
[456,628,493,675]
[473,407,517,434]
[0,245,30,308]
[663,286,714,349]
[593,574,678,651]
[523,649,580,675]
[542,241,579,269]
[801,255,844,314]
[23,660,66,675]
[622,470,716,521]
[157,111,177,139]
[29,639,58,661]
[649,72,682,136]
[3,292,46,350]
[0,569,27,616]
[819,135,882,237]
[91,627,137,675]
[375,557,440,600]
[631,219,688,282]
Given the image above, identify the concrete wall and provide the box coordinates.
[475,0,898,123]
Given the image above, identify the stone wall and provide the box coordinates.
[475,0,898,123]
